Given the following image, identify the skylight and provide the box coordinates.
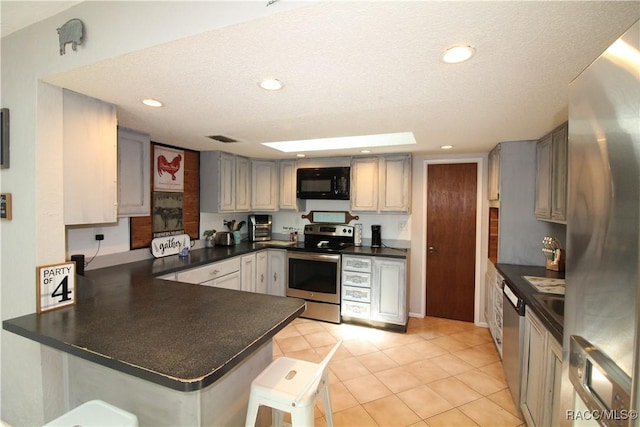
[262,132,416,153]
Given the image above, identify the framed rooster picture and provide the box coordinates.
[154,145,184,192]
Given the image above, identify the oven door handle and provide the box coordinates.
[287,252,341,263]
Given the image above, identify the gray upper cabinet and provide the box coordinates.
[535,122,568,223]
[251,159,278,211]
[117,127,150,217]
[534,134,552,219]
[379,154,412,212]
[279,160,302,211]
[200,151,250,213]
[496,141,564,266]
[487,144,501,203]
[550,123,568,222]
[351,154,411,213]
[63,89,118,225]
[235,155,251,211]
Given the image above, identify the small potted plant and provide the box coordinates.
[203,229,216,248]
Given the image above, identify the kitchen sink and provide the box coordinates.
[532,293,564,326]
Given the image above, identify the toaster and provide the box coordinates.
[214,231,234,246]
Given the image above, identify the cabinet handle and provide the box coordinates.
[210,269,220,275]
[273,273,277,281]
[261,274,264,283]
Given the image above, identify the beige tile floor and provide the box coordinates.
[272,316,525,427]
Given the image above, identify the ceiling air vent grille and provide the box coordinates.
[207,135,238,143]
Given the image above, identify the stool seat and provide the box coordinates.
[245,340,342,427]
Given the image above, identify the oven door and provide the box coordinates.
[286,252,341,304]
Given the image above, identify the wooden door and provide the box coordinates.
[426,163,477,321]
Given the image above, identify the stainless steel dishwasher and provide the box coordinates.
[502,280,525,409]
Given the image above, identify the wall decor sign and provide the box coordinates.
[57,19,84,55]
[37,262,76,313]
[154,146,184,192]
[1,108,9,168]
[153,192,184,237]
[0,193,12,220]
[151,233,191,258]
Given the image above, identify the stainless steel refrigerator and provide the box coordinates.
[563,19,639,426]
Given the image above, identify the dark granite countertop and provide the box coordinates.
[341,246,409,259]
[3,247,305,392]
[3,241,406,392]
[496,263,565,343]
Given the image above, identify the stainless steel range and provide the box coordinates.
[286,224,354,323]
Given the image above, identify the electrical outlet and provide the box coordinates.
[398,220,407,231]
[95,234,104,241]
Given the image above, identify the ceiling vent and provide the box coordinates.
[207,135,238,143]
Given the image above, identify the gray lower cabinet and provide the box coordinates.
[267,249,286,296]
[255,250,268,294]
[240,253,256,292]
[175,257,241,290]
[342,256,373,319]
[164,252,271,294]
[521,307,563,427]
[341,255,407,328]
[371,258,406,324]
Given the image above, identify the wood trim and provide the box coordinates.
[130,143,199,249]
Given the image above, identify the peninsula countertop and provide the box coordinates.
[3,247,306,392]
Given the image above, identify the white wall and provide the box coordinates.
[0,2,311,425]
[1,3,488,424]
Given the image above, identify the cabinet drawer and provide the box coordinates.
[342,271,372,288]
[342,301,371,318]
[495,287,503,312]
[177,257,241,284]
[342,256,372,273]
[343,285,371,303]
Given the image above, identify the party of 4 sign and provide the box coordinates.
[37,262,76,313]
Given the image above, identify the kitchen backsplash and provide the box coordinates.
[67,201,411,270]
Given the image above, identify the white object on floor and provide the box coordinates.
[43,400,138,427]
[245,340,342,427]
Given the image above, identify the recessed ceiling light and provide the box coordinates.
[296,154,306,158]
[441,46,475,64]
[361,150,372,154]
[441,145,454,150]
[259,78,283,91]
[141,98,163,107]
[262,132,416,153]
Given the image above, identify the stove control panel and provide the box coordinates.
[304,223,353,237]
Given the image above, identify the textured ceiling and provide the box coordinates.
[27,2,640,158]
[0,1,81,38]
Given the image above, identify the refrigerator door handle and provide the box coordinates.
[569,335,632,427]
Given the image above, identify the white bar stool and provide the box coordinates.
[245,340,342,427]
[43,400,138,427]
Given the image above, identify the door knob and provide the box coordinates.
[428,246,437,254]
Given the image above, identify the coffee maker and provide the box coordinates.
[371,225,382,248]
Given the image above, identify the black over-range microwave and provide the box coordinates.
[296,167,350,200]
